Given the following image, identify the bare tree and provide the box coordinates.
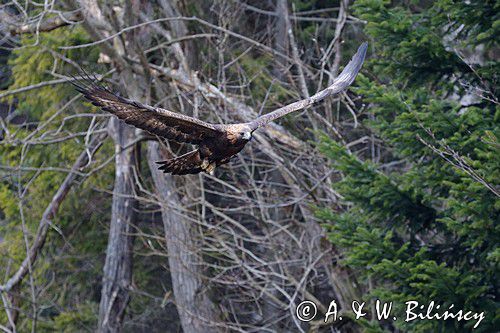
[0,1,368,332]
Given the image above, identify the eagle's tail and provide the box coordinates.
[156,150,205,175]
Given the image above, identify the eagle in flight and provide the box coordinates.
[73,42,367,175]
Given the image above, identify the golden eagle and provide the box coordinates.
[73,42,367,175]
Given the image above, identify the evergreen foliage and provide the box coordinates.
[318,1,499,332]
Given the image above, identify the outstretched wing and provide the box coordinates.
[248,42,368,130]
[72,76,223,144]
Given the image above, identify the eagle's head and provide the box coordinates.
[228,124,254,144]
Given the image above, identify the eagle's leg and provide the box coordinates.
[200,158,216,175]
[201,158,210,170]
[205,162,216,175]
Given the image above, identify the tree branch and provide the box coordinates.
[0,132,107,292]
[1,10,82,36]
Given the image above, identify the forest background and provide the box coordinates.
[0,0,498,332]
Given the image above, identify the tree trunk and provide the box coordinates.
[97,118,137,333]
[274,0,289,81]
[72,2,142,331]
[147,142,220,333]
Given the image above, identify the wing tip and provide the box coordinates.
[348,41,368,70]
[357,41,368,63]
[68,69,113,97]
[360,41,368,52]
[334,41,368,85]
[68,69,129,109]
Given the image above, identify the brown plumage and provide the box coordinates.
[72,43,367,175]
